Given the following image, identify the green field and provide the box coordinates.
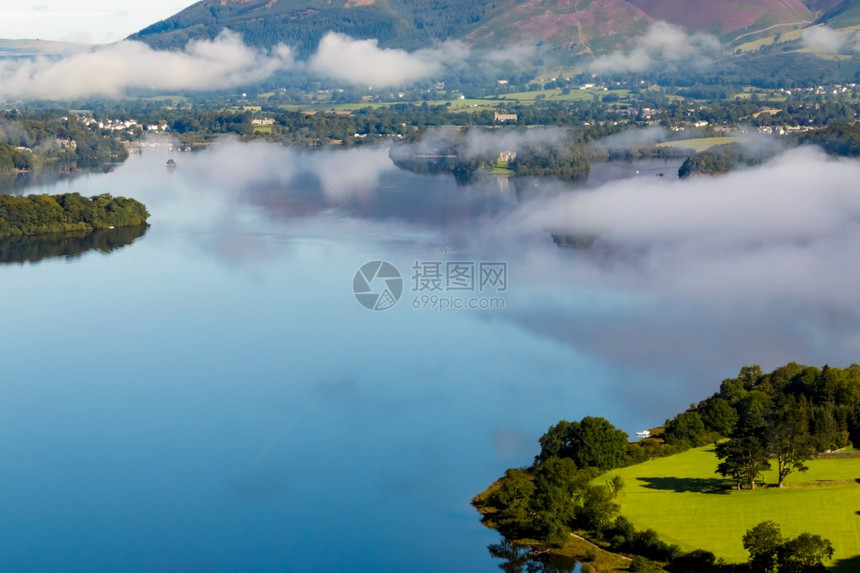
[281,99,502,113]
[494,87,610,103]
[602,446,860,569]
[734,29,804,53]
[278,87,630,113]
[655,137,742,152]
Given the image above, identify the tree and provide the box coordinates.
[743,521,782,573]
[809,404,847,453]
[778,533,834,573]
[664,410,707,447]
[716,436,771,489]
[668,549,718,573]
[575,417,630,470]
[699,397,739,436]
[531,457,584,546]
[742,522,834,573]
[736,390,772,436]
[537,417,628,471]
[576,476,623,536]
[766,397,813,487]
[537,420,577,463]
[490,468,536,538]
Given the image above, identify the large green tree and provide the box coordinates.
[716,435,771,490]
[766,396,813,488]
[537,416,629,471]
[576,475,623,536]
[698,396,739,436]
[778,533,834,573]
[531,456,585,546]
[489,468,535,538]
[664,410,707,447]
[742,521,834,573]
[743,521,783,573]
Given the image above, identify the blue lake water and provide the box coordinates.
[2,141,859,571]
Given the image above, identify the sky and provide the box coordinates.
[0,1,191,44]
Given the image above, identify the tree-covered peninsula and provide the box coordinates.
[475,362,860,572]
[0,193,149,237]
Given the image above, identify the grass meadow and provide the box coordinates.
[601,446,860,569]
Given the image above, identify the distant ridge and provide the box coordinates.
[128,0,860,55]
[0,39,90,57]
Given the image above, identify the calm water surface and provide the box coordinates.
[0,143,856,571]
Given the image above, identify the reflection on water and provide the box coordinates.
[488,539,578,573]
[0,225,148,265]
[0,164,120,195]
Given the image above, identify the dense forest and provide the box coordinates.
[0,193,149,237]
[476,363,857,572]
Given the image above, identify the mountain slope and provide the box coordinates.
[129,0,497,55]
[629,0,814,40]
[464,0,654,53]
[129,0,860,55]
[819,0,860,26]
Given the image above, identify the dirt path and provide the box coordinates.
[571,533,633,562]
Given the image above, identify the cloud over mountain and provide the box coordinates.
[589,21,721,74]
[308,32,461,87]
[801,25,860,54]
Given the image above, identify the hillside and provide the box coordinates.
[130,0,860,56]
[463,0,654,53]
[129,0,498,55]
[629,0,814,40]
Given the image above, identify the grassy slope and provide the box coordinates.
[602,446,860,566]
[655,137,743,152]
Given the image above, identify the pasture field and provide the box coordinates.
[601,446,860,569]
[655,137,742,152]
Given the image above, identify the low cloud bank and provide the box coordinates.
[308,32,456,88]
[501,146,860,307]
[308,32,538,87]
[484,147,860,405]
[0,29,540,99]
[592,125,668,150]
[801,25,860,54]
[0,30,295,99]
[590,21,720,74]
[392,126,570,162]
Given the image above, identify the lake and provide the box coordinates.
[1,141,858,571]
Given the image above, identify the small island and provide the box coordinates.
[474,363,860,572]
[0,193,149,237]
